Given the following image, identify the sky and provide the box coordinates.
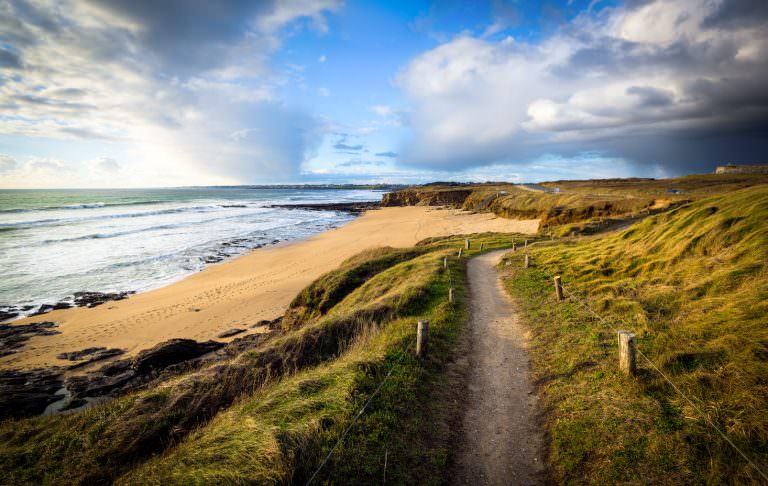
[0,0,767,188]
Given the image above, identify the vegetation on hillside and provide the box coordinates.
[383,173,768,231]
[501,185,768,483]
[0,233,528,485]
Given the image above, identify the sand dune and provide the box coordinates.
[1,207,538,370]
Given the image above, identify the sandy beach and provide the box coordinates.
[1,207,538,370]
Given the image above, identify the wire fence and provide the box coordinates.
[306,251,458,485]
[307,242,768,483]
[542,268,768,482]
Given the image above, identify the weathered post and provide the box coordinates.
[512,242,516,252]
[465,238,471,250]
[524,239,528,248]
[618,331,637,375]
[448,287,454,303]
[554,276,564,302]
[443,256,448,270]
[417,320,429,357]
[479,242,484,251]
[457,248,463,258]
[524,255,530,268]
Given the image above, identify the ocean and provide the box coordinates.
[0,188,383,317]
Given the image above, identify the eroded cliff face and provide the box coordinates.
[381,189,473,207]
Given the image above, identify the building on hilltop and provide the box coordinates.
[714,164,768,175]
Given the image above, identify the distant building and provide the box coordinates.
[714,164,768,175]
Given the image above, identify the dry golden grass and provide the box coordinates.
[502,184,768,484]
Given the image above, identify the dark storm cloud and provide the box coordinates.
[333,142,364,151]
[702,0,768,29]
[625,86,674,108]
[0,48,21,68]
[397,0,768,175]
[332,134,365,152]
[83,0,276,75]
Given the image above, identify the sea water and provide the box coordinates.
[0,188,382,315]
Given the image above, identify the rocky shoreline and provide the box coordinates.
[0,317,282,419]
[0,291,136,324]
[267,201,379,213]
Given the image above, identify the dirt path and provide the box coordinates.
[452,250,545,485]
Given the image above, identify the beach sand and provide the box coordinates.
[1,207,538,370]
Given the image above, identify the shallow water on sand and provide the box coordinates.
[0,188,381,315]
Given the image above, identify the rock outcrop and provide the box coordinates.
[381,188,473,207]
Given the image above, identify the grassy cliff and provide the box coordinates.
[501,185,768,483]
[383,174,768,231]
[0,234,527,485]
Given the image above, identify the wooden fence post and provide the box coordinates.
[512,242,516,252]
[554,276,564,302]
[443,256,448,270]
[417,320,429,357]
[457,248,463,258]
[448,287,454,303]
[524,255,530,268]
[465,239,470,250]
[524,239,528,248]
[618,331,637,375]
[479,242,484,251]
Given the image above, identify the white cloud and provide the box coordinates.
[396,0,768,172]
[0,0,341,186]
[0,154,18,173]
[86,157,121,174]
[318,54,327,63]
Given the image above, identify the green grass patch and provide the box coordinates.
[0,233,532,484]
[501,185,768,484]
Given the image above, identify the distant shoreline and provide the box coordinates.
[1,207,539,371]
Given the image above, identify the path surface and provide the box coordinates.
[452,250,545,485]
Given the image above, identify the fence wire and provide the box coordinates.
[552,275,768,482]
[306,251,458,485]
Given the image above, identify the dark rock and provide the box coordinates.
[217,328,246,338]
[0,368,63,419]
[32,304,55,315]
[60,397,88,411]
[268,201,379,213]
[251,316,283,330]
[0,321,59,357]
[57,347,107,361]
[100,358,132,376]
[52,302,73,310]
[210,332,272,359]
[132,338,224,374]
[0,309,19,322]
[72,291,135,308]
[66,370,137,397]
[221,204,247,208]
[58,347,126,369]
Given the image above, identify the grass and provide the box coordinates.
[501,185,768,484]
[386,173,768,230]
[0,232,530,484]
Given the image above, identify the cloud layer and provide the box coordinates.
[396,0,768,174]
[0,0,340,185]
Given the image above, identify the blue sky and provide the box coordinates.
[0,0,767,188]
